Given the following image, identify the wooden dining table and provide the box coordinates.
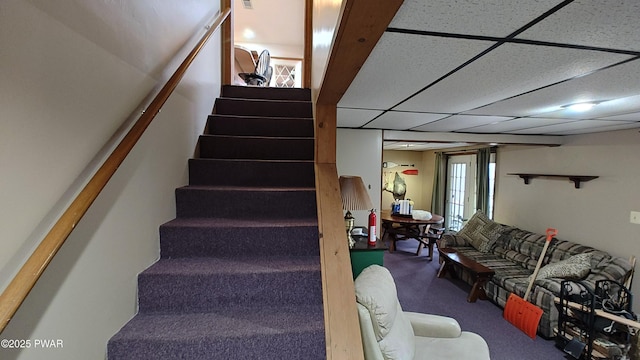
[380,209,444,260]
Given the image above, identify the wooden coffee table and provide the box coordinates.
[437,247,495,303]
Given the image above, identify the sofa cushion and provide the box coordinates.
[585,255,634,286]
[493,228,550,270]
[439,234,471,248]
[456,211,505,253]
[355,265,415,360]
[533,253,592,282]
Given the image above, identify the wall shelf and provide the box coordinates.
[508,173,599,189]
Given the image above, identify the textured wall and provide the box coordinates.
[0,1,221,358]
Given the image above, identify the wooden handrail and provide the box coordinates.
[0,7,231,334]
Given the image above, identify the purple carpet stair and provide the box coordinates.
[108,86,325,359]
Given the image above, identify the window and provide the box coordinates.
[269,58,302,88]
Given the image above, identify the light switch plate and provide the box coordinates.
[631,211,640,225]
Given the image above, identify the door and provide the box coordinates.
[445,155,476,231]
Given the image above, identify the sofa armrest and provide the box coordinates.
[440,234,471,248]
[404,312,462,338]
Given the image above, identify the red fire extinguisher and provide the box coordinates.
[368,209,377,246]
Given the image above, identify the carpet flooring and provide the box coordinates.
[385,238,570,360]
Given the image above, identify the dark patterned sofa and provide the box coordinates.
[439,212,634,338]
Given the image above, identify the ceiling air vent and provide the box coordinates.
[242,0,253,9]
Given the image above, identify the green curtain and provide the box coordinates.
[476,147,491,215]
[431,152,446,216]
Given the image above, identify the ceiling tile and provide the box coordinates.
[516,0,640,52]
[337,108,384,128]
[338,32,493,110]
[395,43,630,114]
[469,59,640,117]
[598,111,640,122]
[507,120,637,135]
[548,122,640,135]
[411,115,512,132]
[363,111,448,130]
[467,117,571,133]
[239,0,640,140]
[389,0,564,37]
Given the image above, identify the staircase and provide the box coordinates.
[108,86,326,359]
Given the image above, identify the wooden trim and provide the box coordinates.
[316,163,364,359]
[272,56,303,62]
[303,0,312,88]
[222,0,234,85]
[316,0,403,105]
[0,7,231,334]
[554,297,640,329]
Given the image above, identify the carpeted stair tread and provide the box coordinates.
[161,216,318,228]
[137,256,323,312]
[140,256,321,276]
[159,218,320,258]
[178,184,315,191]
[201,134,314,140]
[198,134,314,161]
[221,85,311,101]
[175,185,317,219]
[111,305,324,340]
[214,98,312,118]
[188,158,315,187]
[189,158,315,164]
[206,114,313,137]
[108,306,325,360]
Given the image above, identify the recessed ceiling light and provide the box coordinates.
[562,102,598,112]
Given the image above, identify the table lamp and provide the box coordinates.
[339,175,374,248]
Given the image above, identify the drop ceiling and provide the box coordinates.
[233,0,640,149]
[337,0,640,146]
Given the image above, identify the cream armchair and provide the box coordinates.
[355,265,490,360]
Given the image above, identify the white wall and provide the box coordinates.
[336,129,383,234]
[0,1,222,358]
[495,128,640,312]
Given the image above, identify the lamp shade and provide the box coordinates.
[339,176,373,211]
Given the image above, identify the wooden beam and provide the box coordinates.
[221,0,234,85]
[304,0,313,89]
[316,163,363,360]
[312,1,403,358]
[316,103,337,164]
[316,0,404,105]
